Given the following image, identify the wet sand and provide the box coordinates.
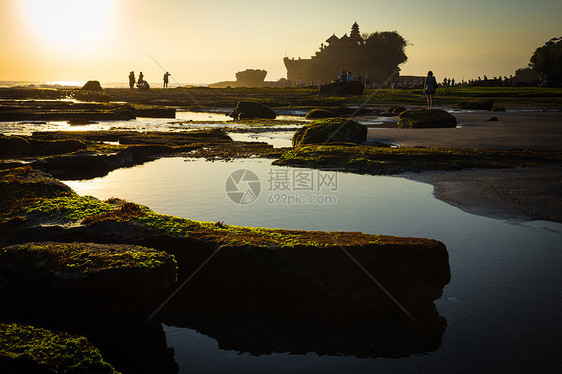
[402,166,562,223]
[366,110,562,151]
[366,110,562,222]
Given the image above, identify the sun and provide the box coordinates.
[19,0,113,48]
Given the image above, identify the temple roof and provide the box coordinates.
[326,34,339,44]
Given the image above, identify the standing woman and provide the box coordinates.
[423,71,438,109]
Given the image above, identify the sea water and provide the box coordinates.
[65,157,562,374]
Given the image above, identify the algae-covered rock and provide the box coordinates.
[0,322,118,373]
[292,118,367,146]
[81,80,103,91]
[229,101,276,120]
[398,109,457,128]
[0,168,451,320]
[456,100,494,110]
[305,108,336,119]
[388,105,407,115]
[0,242,177,320]
[0,134,86,158]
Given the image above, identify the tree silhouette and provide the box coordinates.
[530,38,562,85]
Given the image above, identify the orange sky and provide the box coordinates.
[1,0,561,84]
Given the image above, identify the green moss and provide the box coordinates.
[273,144,562,174]
[1,242,174,277]
[292,118,367,146]
[77,199,397,248]
[0,322,118,373]
[24,194,114,223]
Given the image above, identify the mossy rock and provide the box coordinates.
[456,100,494,110]
[229,101,276,120]
[0,322,118,373]
[0,242,177,321]
[305,108,336,119]
[0,134,87,158]
[81,80,102,91]
[388,105,407,115]
[398,109,457,128]
[0,169,452,318]
[292,118,367,147]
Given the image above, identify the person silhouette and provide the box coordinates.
[163,72,171,88]
[129,71,135,90]
[423,71,438,109]
[338,70,347,82]
[138,72,144,86]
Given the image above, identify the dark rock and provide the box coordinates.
[0,242,177,322]
[235,69,267,87]
[456,100,494,111]
[133,106,176,118]
[292,118,367,146]
[0,322,117,373]
[489,116,499,121]
[388,105,407,115]
[229,101,276,120]
[0,167,450,328]
[81,80,102,91]
[398,109,457,128]
[319,81,365,96]
[0,134,87,158]
[305,108,336,119]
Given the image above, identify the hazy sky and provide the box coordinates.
[1,0,561,84]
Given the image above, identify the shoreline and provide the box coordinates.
[401,166,562,223]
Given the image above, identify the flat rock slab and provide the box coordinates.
[0,242,177,321]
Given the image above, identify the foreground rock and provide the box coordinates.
[398,109,457,128]
[1,129,244,179]
[0,166,450,321]
[229,101,276,119]
[0,134,86,158]
[292,118,367,146]
[0,242,177,322]
[318,81,364,96]
[456,100,494,110]
[0,322,117,373]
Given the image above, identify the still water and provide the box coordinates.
[65,157,562,373]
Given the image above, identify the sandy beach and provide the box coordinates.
[366,110,562,222]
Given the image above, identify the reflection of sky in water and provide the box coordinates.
[65,157,562,373]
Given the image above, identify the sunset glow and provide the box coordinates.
[1,0,561,84]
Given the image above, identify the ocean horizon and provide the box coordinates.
[0,80,209,89]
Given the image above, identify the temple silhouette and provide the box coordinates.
[284,23,408,84]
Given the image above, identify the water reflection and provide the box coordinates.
[161,304,446,359]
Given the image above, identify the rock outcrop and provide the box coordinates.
[0,134,86,158]
[229,101,276,120]
[81,80,103,91]
[292,118,367,146]
[398,109,457,128]
[305,108,336,119]
[0,322,117,373]
[0,242,177,321]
